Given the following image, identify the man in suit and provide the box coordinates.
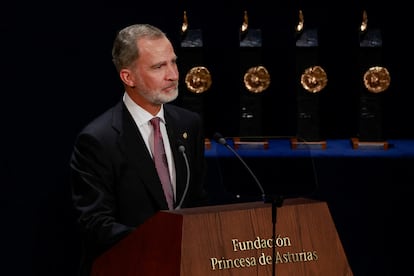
[69,24,209,276]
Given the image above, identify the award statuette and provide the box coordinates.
[292,10,327,149]
[236,10,270,149]
[178,10,212,149]
[352,10,390,150]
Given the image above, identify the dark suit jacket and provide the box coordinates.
[70,99,208,276]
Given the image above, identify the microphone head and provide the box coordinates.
[213,132,227,145]
[178,145,186,153]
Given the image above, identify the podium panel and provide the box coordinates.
[92,198,353,276]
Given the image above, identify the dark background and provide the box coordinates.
[1,1,409,275]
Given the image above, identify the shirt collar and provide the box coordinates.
[123,92,166,126]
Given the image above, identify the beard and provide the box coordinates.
[140,85,179,105]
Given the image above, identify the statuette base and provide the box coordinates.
[204,138,211,150]
[233,137,269,150]
[290,137,327,150]
[351,138,388,150]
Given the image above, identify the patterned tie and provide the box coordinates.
[150,117,174,210]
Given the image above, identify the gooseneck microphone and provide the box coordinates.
[175,144,190,210]
[213,132,266,202]
[213,132,282,276]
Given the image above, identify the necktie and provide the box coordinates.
[150,117,174,210]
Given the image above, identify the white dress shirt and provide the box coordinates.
[123,93,176,199]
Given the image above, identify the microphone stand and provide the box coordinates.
[213,133,320,276]
[264,195,284,276]
[213,133,285,276]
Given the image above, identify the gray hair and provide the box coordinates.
[112,24,166,72]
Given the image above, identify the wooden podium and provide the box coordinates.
[92,198,353,276]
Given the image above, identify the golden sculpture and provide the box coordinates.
[181,10,188,35]
[360,10,368,33]
[243,66,271,93]
[363,66,391,93]
[185,66,212,94]
[240,10,249,35]
[296,10,304,33]
[300,66,328,93]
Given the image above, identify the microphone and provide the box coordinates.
[213,132,266,202]
[213,133,319,276]
[175,144,190,209]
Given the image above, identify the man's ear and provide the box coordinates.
[120,69,135,88]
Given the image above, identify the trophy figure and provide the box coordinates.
[291,10,328,149]
[352,10,391,149]
[236,10,270,149]
[178,10,212,149]
[178,11,212,118]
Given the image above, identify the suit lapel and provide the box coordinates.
[113,101,169,209]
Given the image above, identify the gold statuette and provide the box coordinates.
[181,10,189,35]
[185,66,212,94]
[240,10,249,35]
[300,66,328,93]
[296,9,304,33]
[360,10,368,33]
[243,66,271,93]
[363,66,391,93]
